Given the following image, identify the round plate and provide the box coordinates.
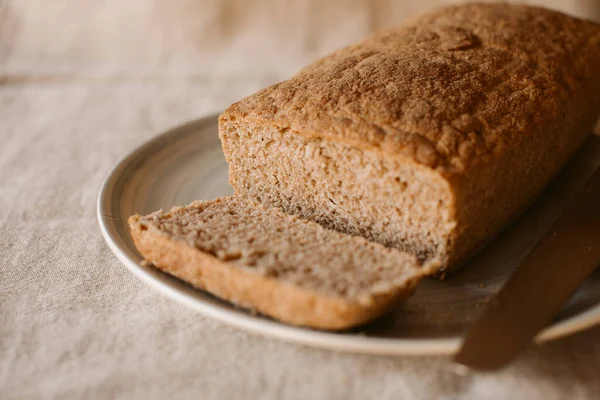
[98,115,600,355]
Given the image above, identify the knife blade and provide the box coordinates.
[454,166,600,370]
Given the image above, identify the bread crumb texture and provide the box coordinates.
[131,197,424,300]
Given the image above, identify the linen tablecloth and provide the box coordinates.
[2,1,600,399]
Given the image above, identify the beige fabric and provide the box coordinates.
[1,1,600,399]
[2,0,600,77]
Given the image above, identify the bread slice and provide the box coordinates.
[129,197,435,330]
[219,3,600,273]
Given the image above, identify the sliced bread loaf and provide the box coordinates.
[219,3,600,273]
[129,197,435,330]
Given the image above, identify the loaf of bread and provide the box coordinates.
[219,3,600,273]
[129,197,435,329]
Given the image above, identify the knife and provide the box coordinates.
[454,166,600,370]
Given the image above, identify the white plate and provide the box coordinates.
[98,115,600,356]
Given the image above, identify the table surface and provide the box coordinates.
[2,1,600,398]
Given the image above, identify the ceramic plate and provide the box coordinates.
[98,115,600,355]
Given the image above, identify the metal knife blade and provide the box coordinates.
[454,166,600,371]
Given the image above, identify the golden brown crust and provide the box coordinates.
[128,215,420,330]
[220,3,600,172]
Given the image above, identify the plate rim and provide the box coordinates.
[97,114,600,356]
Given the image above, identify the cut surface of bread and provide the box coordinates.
[219,3,600,273]
[129,197,433,330]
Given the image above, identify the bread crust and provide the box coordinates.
[221,3,600,172]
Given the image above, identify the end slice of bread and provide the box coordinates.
[129,197,436,330]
